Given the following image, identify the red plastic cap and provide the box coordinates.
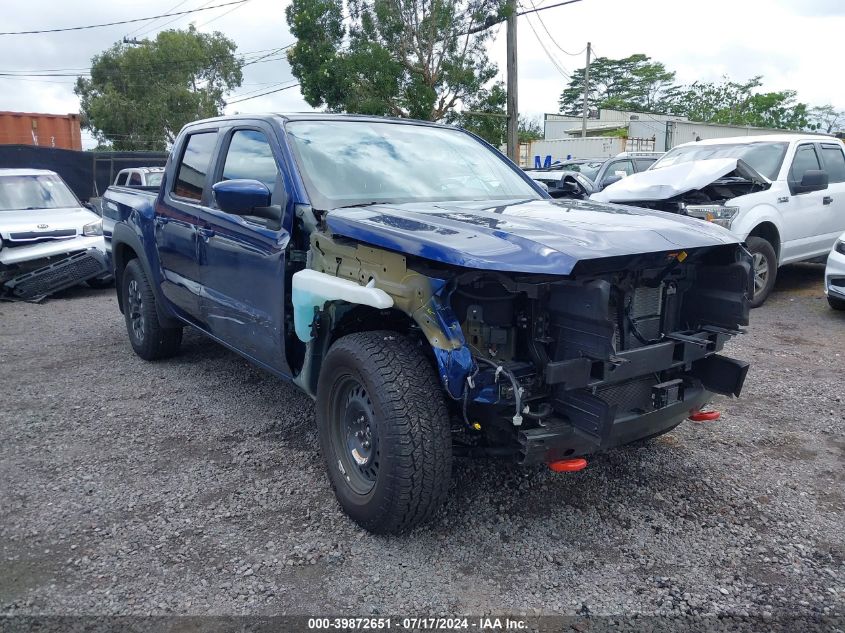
[549,458,588,472]
[689,409,721,422]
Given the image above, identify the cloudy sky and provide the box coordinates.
[1,0,843,148]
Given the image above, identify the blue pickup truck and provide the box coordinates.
[103,114,752,534]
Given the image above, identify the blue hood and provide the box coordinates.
[325,198,740,275]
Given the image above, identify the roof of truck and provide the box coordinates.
[675,133,840,148]
[187,112,445,127]
[0,168,58,176]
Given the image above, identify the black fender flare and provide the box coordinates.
[112,223,182,328]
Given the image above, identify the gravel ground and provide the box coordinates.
[1,263,843,625]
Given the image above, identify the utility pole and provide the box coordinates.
[506,0,519,163]
[580,41,591,138]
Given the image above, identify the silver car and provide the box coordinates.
[0,169,109,299]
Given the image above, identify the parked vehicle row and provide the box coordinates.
[0,168,109,300]
[524,151,663,198]
[593,134,845,306]
[102,114,752,534]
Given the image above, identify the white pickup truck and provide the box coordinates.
[592,134,845,306]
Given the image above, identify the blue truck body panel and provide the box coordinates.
[104,112,747,405]
[325,198,737,275]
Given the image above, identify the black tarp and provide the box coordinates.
[0,145,168,201]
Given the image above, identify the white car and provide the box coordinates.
[112,166,164,188]
[826,232,845,310]
[592,134,845,306]
[0,169,108,299]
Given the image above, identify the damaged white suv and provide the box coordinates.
[592,135,845,306]
[0,169,109,300]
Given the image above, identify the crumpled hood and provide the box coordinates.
[590,157,762,203]
[0,206,99,238]
[325,197,740,275]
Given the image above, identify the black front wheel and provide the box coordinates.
[316,331,452,534]
[122,259,182,360]
[747,236,778,308]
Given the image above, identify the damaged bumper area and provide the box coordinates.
[296,226,752,464]
[447,245,752,463]
[1,237,108,299]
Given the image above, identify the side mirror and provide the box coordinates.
[212,179,273,215]
[792,170,828,194]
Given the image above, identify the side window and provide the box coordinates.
[789,144,821,182]
[128,172,142,186]
[606,160,634,179]
[635,158,656,172]
[220,129,279,193]
[116,172,128,185]
[173,131,218,201]
[821,144,845,183]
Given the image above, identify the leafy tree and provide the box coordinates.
[518,115,543,143]
[75,27,243,151]
[285,0,505,121]
[667,76,810,130]
[558,54,676,115]
[447,82,507,145]
[808,104,845,134]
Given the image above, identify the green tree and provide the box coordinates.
[808,104,844,134]
[518,115,543,143]
[558,54,676,115]
[447,82,507,145]
[668,76,810,130]
[285,0,504,121]
[75,27,243,151]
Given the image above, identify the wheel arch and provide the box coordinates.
[747,221,782,263]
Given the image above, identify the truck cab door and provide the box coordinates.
[819,142,845,244]
[195,126,293,376]
[780,143,831,261]
[155,130,219,322]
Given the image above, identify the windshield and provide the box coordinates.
[285,120,542,209]
[651,142,789,180]
[146,172,164,187]
[0,174,80,211]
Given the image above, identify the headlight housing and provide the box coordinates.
[835,239,845,256]
[684,204,740,229]
[82,219,103,236]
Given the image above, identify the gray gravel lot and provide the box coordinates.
[1,264,843,623]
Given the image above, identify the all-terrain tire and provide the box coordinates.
[122,259,182,360]
[316,331,452,534]
[747,236,778,308]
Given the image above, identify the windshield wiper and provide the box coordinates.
[332,201,387,210]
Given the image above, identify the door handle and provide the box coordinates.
[823,196,833,205]
[198,227,216,239]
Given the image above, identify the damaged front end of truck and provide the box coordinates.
[289,199,752,465]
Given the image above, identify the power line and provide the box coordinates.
[124,0,193,37]
[0,0,250,36]
[227,82,300,104]
[525,0,585,56]
[521,8,570,79]
[136,0,216,36]
[196,0,254,27]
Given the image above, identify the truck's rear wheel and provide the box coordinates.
[316,331,452,534]
[122,259,182,360]
[747,236,777,308]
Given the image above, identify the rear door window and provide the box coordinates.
[128,172,142,186]
[173,132,218,201]
[820,144,845,183]
[634,158,657,172]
